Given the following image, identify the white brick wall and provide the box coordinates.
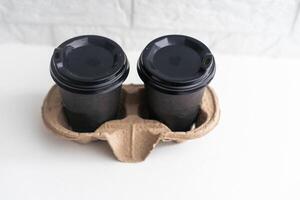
[0,0,299,57]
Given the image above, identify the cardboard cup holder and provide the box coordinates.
[42,84,220,162]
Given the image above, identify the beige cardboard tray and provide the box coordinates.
[42,84,220,162]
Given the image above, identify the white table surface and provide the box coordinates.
[0,44,299,200]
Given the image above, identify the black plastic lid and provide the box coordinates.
[50,35,129,94]
[137,35,216,94]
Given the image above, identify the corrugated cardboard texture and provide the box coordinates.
[42,84,220,162]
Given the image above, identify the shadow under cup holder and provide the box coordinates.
[42,84,220,162]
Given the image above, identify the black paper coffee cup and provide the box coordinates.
[137,35,216,131]
[50,35,129,132]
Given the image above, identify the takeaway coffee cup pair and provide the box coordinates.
[50,35,216,132]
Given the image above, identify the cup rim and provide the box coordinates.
[50,35,129,94]
[137,34,216,94]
